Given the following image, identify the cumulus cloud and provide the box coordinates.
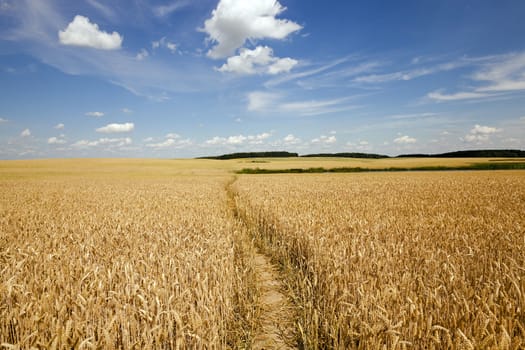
[217,46,297,75]
[205,132,271,146]
[202,0,302,59]
[59,15,123,50]
[54,123,65,129]
[311,135,337,144]
[72,137,132,148]
[20,128,31,137]
[393,135,417,144]
[464,124,501,143]
[121,108,132,113]
[85,111,104,117]
[146,138,191,150]
[283,134,301,145]
[347,140,371,151]
[96,122,134,133]
[47,136,66,145]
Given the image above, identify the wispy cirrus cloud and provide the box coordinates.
[354,61,464,84]
[1,0,223,99]
[427,52,525,102]
[153,1,189,18]
[247,91,359,116]
[427,90,490,101]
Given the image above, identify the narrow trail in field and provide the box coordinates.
[225,177,297,349]
[251,252,297,349]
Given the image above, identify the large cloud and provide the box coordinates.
[218,46,297,75]
[59,15,122,50]
[202,0,302,59]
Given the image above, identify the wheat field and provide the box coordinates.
[1,160,524,349]
[233,171,525,349]
[0,173,256,348]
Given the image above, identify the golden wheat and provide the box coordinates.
[233,171,525,349]
[0,174,256,349]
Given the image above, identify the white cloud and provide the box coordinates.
[354,62,463,84]
[394,135,417,144]
[279,97,358,116]
[58,15,123,50]
[72,137,132,148]
[20,128,31,137]
[146,137,191,150]
[152,37,177,54]
[47,136,66,145]
[166,42,177,54]
[86,0,116,20]
[347,140,371,151]
[85,111,104,117]
[205,132,271,146]
[247,91,359,116]
[136,49,149,61]
[312,135,337,144]
[165,133,180,139]
[153,1,188,17]
[247,91,281,111]
[0,117,8,123]
[268,57,298,75]
[96,122,134,133]
[426,52,525,103]
[463,124,501,143]
[283,134,301,145]
[202,0,302,59]
[218,46,297,75]
[121,108,132,113]
[473,52,525,92]
[427,91,489,101]
[54,123,65,129]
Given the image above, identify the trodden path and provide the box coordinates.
[225,177,297,349]
[251,252,297,350]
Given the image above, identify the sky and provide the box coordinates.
[1,0,525,159]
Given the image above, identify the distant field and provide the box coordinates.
[1,157,522,178]
[1,159,524,348]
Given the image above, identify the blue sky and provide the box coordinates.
[1,0,524,158]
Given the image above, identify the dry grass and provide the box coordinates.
[233,171,525,349]
[0,173,256,348]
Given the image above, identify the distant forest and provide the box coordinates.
[198,149,525,160]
